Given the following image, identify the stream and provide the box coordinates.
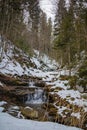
[0,80,51,121]
[25,81,47,105]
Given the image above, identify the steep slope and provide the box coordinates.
[0,36,58,76]
[0,36,87,130]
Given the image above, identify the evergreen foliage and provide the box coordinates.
[54,0,87,68]
[0,0,40,55]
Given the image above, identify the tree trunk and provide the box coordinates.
[68,45,71,76]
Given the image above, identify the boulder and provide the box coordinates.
[21,107,38,119]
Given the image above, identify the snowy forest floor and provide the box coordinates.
[0,39,87,130]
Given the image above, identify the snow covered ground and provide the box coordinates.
[0,101,82,130]
[0,39,87,113]
[0,38,58,76]
[0,112,82,130]
[0,38,87,129]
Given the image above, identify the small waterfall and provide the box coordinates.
[26,88,47,104]
[25,80,47,105]
[26,88,46,104]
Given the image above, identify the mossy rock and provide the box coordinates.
[21,107,38,119]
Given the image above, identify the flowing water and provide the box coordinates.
[25,81,47,106]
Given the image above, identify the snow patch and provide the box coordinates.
[0,107,4,112]
[0,101,7,106]
[71,112,81,119]
[0,112,82,130]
